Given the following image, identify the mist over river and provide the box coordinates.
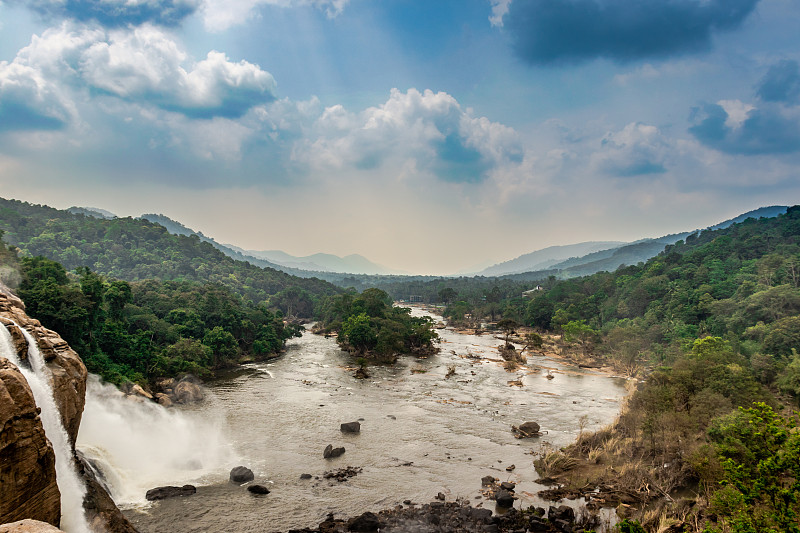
[84,307,628,532]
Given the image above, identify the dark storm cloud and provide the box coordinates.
[689,103,800,155]
[757,60,800,104]
[504,0,760,65]
[20,0,199,27]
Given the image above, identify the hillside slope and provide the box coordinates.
[0,198,340,308]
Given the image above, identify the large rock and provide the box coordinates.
[340,421,361,433]
[230,466,255,483]
[494,489,515,508]
[0,359,60,526]
[0,520,64,533]
[78,454,139,532]
[144,485,197,501]
[548,504,575,522]
[324,444,346,459]
[513,421,541,438]
[348,511,383,532]
[1,282,133,533]
[0,284,87,446]
[246,485,270,495]
[172,376,205,404]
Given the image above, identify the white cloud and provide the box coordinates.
[593,122,670,177]
[1,23,276,129]
[717,99,755,130]
[489,0,511,27]
[298,88,525,184]
[201,0,349,32]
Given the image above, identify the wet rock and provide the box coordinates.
[172,376,204,404]
[300,473,312,480]
[347,511,383,532]
[78,452,138,533]
[512,421,541,438]
[436,492,445,501]
[481,475,496,486]
[154,393,173,407]
[548,505,575,522]
[472,508,493,522]
[323,466,362,482]
[229,466,255,483]
[323,444,346,459]
[500,481,515,492]
[0,358,60,526]
[127,384,152,400]
[340,421,361,433]
[494,489,514,507]
[505,464,515,471]
[145,485,196,501]
[247,485,270,495]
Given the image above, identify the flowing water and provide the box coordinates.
[104,308,628,532]
[0,323,92,533]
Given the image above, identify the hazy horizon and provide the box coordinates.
[2,1,799,274]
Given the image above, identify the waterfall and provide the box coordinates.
[0,323,92,533]
[77,375,237,508]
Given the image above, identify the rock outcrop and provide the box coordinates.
[0,282,137,533]
[0,285,87,446]
[0,359,60,526]
[0,519,64,533]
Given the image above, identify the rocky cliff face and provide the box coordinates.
[0,358,61,526]
[0,287,86,446]
[0,283,137,532]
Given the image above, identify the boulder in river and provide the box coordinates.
[548,504,575,522]
[512,421,542,438]
[247,485,270,495]
[324,444,346,459]
[172,376,205,404]
[145,485,196,501]
[340,421,361,433]
[347,511,383,532]
[230,466,255,483]
[494,489,515,508]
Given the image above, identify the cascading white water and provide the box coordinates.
[77,375,237,508]
[0,323,92,533]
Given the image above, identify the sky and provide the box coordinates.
[1,0,799,275]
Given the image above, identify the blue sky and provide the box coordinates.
[1,0,799,274]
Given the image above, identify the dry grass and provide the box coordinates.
[533,450,579,478]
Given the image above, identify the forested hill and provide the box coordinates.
[0,198,340,309]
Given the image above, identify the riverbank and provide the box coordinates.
[284,499,605,532]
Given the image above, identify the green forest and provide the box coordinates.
[0,197,340,313]
[1,195,798,530]
[316,287,439,361]
[0,197,439,382]
[4,246,302,385]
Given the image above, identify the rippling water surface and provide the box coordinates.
[123,308,628,532]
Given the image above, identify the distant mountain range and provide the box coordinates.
[138,214,398,276]
[223,246,404,275]
[477,241,624,277]
[480,205,789,279]
[70,205,789,281]
[67,206,117,219]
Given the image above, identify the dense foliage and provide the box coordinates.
[513,209,800,531]
[0,197,340,315]
[316,288,438,360]
[15,253,301,385]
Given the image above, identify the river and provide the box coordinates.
[81,307,628,532]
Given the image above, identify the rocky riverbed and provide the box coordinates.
[109,307,627,532]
